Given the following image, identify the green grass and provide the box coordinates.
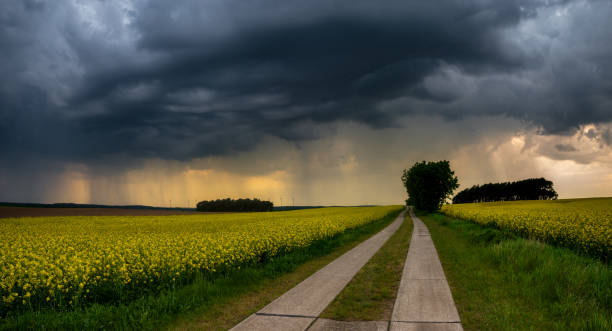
[0,209,402,331]
[421,212,612,330]
[320,212,412,321]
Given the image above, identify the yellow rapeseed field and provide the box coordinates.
[441,198,612,259]
[0,206,401,314]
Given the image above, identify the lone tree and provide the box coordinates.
[402,160,459,212]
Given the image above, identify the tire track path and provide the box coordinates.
[390,208,462,331]
[230,209,407,331]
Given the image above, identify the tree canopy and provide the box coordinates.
[401,160,459,211]
[452,178,558,204]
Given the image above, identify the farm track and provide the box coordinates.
[231,209,407,331]
[389,209,462,330]
[231,207,463,331]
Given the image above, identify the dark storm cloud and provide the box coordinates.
[1,0,611,163]
[555,143,577,152]
[604,129,612,146]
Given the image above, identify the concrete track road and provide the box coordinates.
[230,208,463,331]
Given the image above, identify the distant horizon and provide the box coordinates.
[2,1,611,207]
[3,195,612,211]
[0,200,379,209]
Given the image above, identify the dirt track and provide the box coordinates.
[0,206,204,218]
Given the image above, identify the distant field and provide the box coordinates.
[0,206,401,318]
[0,205,327,218]
[441,198,612,259]
[0,206,204,218]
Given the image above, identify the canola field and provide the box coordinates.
[0,206,401,315]
[441,198,611,259]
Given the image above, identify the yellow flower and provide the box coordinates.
[0,206,402,314]
[441,198,611,258]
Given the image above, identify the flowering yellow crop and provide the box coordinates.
[0,206,401,314]
[441,198,611,259]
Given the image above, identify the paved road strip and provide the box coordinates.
[230,209,407,331]
[390,208,462,331]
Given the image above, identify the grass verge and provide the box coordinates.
[320,212,412,321]
[421,212,612,330]
[0,209,402,331]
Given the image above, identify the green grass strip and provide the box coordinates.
[320,212,413,321]
[421,213,612,331]
[0,210,402,331]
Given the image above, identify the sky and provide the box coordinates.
[1,0,612,207]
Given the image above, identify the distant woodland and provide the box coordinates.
[452,178,558,204]
[196,198,274,212]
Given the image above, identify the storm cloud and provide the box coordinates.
[2,0,611,162]
[1,0,612,205]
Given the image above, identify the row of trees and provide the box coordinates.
[452,178,558,204]
[196,198,273,212]
[401,161,560,210]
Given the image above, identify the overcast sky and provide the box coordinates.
[1,0,612,206]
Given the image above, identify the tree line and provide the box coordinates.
[452,177,558,204]
[196,198,274,212]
